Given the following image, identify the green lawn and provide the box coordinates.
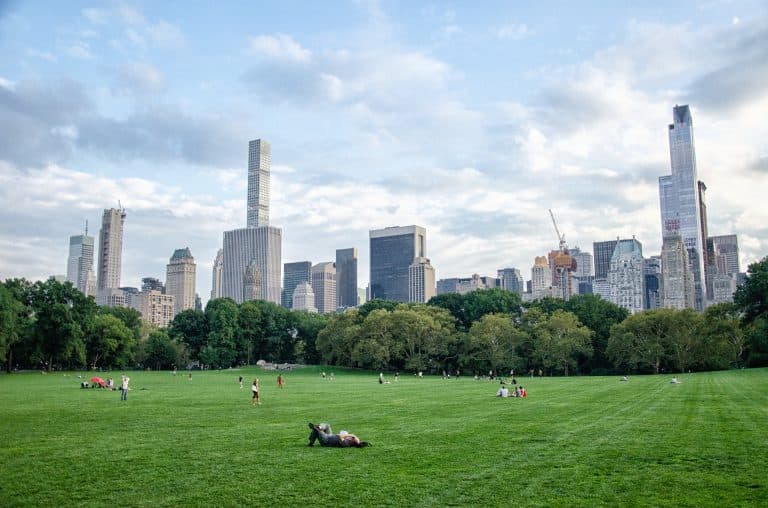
[1,367,766,507]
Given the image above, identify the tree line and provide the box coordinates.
[1,256,766,374]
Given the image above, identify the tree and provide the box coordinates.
[564,294,629,373]
[168,309,209,361]
[700,303,744,369]
[391,305,457,372]
[27,279,97,370]
[353,309,397,370]
[429,289,522,331]
[532,310,592,376]
[86,314,135,369]
[139,330,182,370]
[465,313,523,376]
[316,310,361,366]
[288,311,328,364]
[734,256,768,366]
[0,281,29,372]
[202,298,239,368]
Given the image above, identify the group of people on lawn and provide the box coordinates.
[496,383,527,398]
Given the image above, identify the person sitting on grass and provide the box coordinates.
[307,422,370,448]
[496,385,509,397]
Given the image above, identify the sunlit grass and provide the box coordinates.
[1,367,766,506]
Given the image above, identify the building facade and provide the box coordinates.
[369,225,426,303]
[658,105,707,310]
[335,247,358,308]
[247,139,270,228]
[292,282,317,313]
[282,261,312,308]
[96,207,126,304]
[531,256,553,299]
[222,226,282,304]
[408,257,436,303]
[166,247,196,317]
[660,235,695,309]
[311,262,336,314]
[608,238,645,314]
[644,256,662,310]
[211,248,223,301]
[132,290,175,328]
[66,232,94,296]
[497,268,524,294]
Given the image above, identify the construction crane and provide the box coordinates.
[548,209,567,252]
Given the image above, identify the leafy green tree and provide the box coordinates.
[465,313,523,376]
[564,294,629,373]
[700,303,744,369]
[288,311,328,364]
[390,305,457,372]
[168,309,209,360]
[0,281,30,372]
[607,309,678,374]
[734,256,768,366]
[357,299,399,319]
[202,298,239,368]
[140,329,182,370]
[28,279,97,370]
[427,293,467,328]
[532,310,593,376]
[667,309,703,374]
[430,289,522,330]
[353,309,396,369]
[100,306,143,342]
[316,310,361,366]
[86,314,135,369]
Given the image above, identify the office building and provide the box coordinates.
[658,105,707,310]
[409,257,436,303]
[531,256,553,299]
[644,257,662,310]
[369,225,426,302]
[593,240,618,281]
[311,262,336,314]
[283,261,312,309]
[497,268,524,294]
[221,138,282,304]
[436,275,497,295]
[569,248,594,279]
[247,139,270,228]
[166,248,196,317]
[141,277,164,293]
[707,234,740,304]
[292,282,317,313]
[66,230,94,296]
[336,248,358,308]
[96,207,126,304]
[608,238,645,314]
[243,258,261,302]
[660,235,695,309]
[211,248,223,301]
[132,290,175,328]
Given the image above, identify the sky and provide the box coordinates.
[1,0,767,305]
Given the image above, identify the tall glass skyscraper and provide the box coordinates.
[283,261,312,309]
[659,105,707,310]
[369,225,426,303]
[335,248,358,308]
[66,231,94,296]
[247,139,270,228]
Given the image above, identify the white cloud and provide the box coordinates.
[497,23,534,40]
[82,8,109,25]
[66,42,95,60]
[147,20,185,48]
[247,34,312,62]
[118,62,165,93]
[27,49,57,62]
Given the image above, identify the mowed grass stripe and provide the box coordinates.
[0,368,766,507]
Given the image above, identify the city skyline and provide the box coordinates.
[1,2,767,304]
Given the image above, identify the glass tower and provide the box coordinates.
[335,248,358,308]
[283,261,312,309]
[369,226,426,303]
[659,105,706,310]
[247,139,270,228]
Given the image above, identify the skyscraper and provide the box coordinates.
[292,282,317,313]
[569,248,594,279]
[369,225,427,303]
[243,258,261,302]
[707,234,740,304]
[409,257,436,303]
[166,248,196,317]
[608,238,645,314]
[247,139,270,228]
[644,256,662,310]
[211,248,223,301]
[222,226,281,304]
[531,256,552,299]
[593,240,618,281]
[311,262,336,314]
[283,261,312,309]
[659,105,707,310]
[221,139,282,304]
[497,268,524,294]
[96,207,126,292]
[66,229,94,296]
[335,248,358,308]
[660,235,695,309]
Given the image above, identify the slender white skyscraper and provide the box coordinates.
[247,139,270,228]
[97,207,126,292]
[659,105,706,310]
[211,248,224,300]
[222,139,282,304]
[66,226,94,296]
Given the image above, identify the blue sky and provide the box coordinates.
[1,0,767,303]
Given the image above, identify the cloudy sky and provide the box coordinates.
[1,0,767,304]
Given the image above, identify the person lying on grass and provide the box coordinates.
[307,422,370,448]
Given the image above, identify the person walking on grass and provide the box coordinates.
[277,374,284,389]
[239,375,243,389]
[252,378,261,405]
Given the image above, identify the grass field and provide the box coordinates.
[1,367,766,507]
